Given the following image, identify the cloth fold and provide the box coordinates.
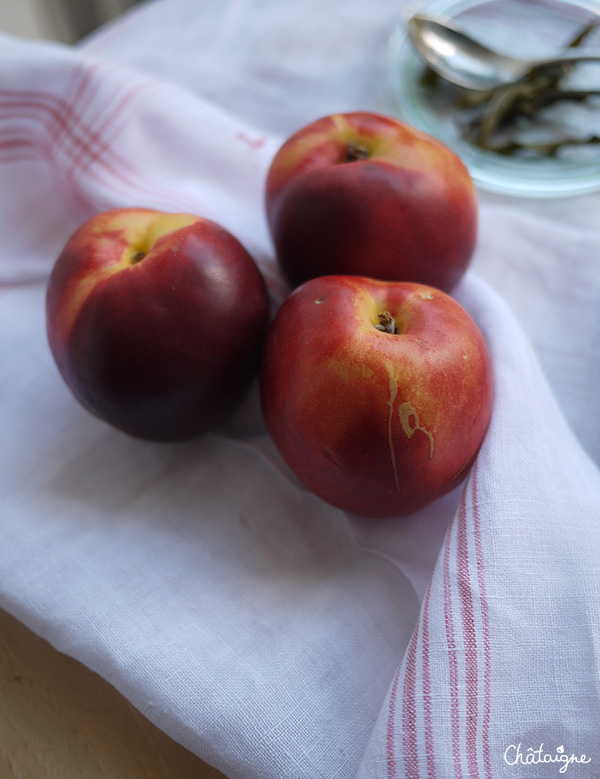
[357,276,600,778]
[2,5,600,777]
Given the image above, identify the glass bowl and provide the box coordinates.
[386,0,600,197]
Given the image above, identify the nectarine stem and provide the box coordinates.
[131,252,146,264]
[345,141,369,162]
[375,312,398,334]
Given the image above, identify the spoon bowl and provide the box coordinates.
[408,14,600,90]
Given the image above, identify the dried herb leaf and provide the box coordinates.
[418,19,600,158]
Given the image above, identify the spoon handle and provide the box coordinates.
[534,50,600,69]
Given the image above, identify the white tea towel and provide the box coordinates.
[2,1,600,775]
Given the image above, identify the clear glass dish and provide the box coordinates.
[386,0,600,197]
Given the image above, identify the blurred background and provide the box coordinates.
[0,0,142,43]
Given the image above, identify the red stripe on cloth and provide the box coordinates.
[385,468,491,779]
[0,80,151,191]
[46,66,99,164]
[0,82,177,212]
[0,137,42,161]
[386,664,402,778]
[0,94,116,195]
[443,504,464,779]
[48,77,219,215]
[0,80,111,174]
[400,577,438,779]
[61,70,152,180]
[0,118,100,215]
[1,72,265,221]
[401,620,420,778]
[421,581,437,778]
[471,462,492,778]
[457,492,480,778]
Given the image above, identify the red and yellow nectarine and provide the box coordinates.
[46,208,270,441]
[265,111,478,292]
[260,275,493,517]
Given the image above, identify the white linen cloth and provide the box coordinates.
[1,1,600,777]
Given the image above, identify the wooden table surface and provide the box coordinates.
[0,608,226,778]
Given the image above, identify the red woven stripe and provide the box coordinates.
[443,504,464,779]
[471,463,492,778]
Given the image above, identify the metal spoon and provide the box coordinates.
[408,13,600,91]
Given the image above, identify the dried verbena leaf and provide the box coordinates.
[524,88,600,113]
[488,134,600,156]
[476,80,544,146]
[416,18,600,158]
[567,20,600,48]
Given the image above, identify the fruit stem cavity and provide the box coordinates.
[375,312,398,334]
[345,141,370,162]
